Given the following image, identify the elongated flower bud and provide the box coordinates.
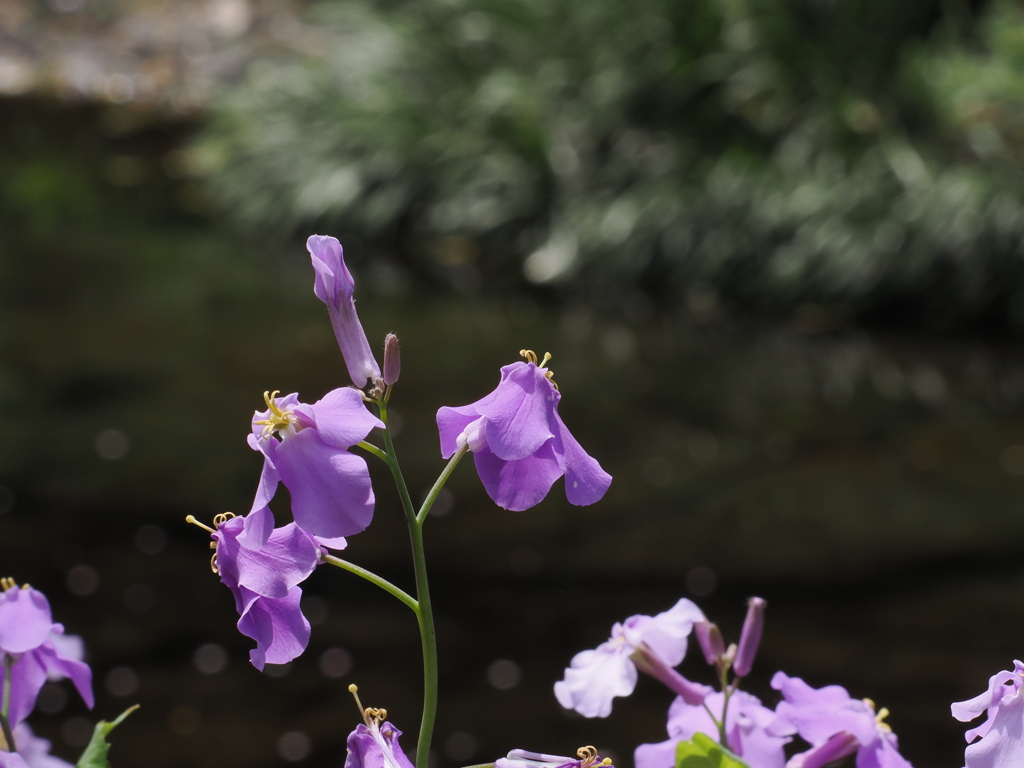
[307,235,381,389]
[630,646,708,706]
[383,334,400,386]
[787,731,858,768]
[693,621,725,666]
[733,597,766,677]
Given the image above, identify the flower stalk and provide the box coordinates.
[1,654,15,753]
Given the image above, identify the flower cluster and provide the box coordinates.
[189,235,612,676]
[556,596,917,768]
[0,579,93,768]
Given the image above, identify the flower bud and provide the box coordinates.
[693,621,725,666]
[307,235,381,389]
[733,596,766,677]
[383,333,400,386]
[787,731,858,768]
[630,646,708,706]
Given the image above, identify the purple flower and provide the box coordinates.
[635,690,793,768]
[249,387,383,542]
[308,235,381,389]
[497,747,613,768]
[554,599,707,718]
[436,351,611,511]
[204,511,325,670]
[772,672,913,768]
[0,581,93,727]
[6,723,73,768]
[951,660,1024,768]
[344,717,415,768]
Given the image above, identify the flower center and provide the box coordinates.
[253,390,296,438]
[520,349,559,390]
[577,746,613,768]
[185,513,236,574]
[863,698,892,733]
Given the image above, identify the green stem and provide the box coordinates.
[356,440,392,466]
[321,554,418,613]
[1,655,15,752]
[376,401,438,768]
[417,445,468,525]
[716,667,734,745]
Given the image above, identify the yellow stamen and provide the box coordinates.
[576,747,609,768]
[213,512,236,528]
[348,683,388,727]
[520,349,559,389]
[864,699,892,733]
[253,390,296,438]
[185,515,215,533]
[0,577,14,591]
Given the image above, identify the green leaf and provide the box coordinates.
[675,733,752,768]
[75,705,139,768]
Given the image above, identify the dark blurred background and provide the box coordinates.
[4,1,1024,766]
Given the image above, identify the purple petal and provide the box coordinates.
[0,753,31,768]
[345,722,416,768]
[237,506,275,551]
[964,687,1024,768]
[12,723,73,768]
[38,638,94,711]
[786,732,859,768]
[634,737,680,768]
[474,442,563,511]
[311,534,348,550]
[0,587,55,654]
[550,411,611,506]
[477,363,555,461]
[237,586,310,670]
[553,644,637,718]
[436,404,485,459]
[5,648,47,725]
[772,672,878,747]
[307,388,384,448]
[275,429,375,539]
[733,597,766,678]
[622,599,705,667]
[308,235,354,304]
[857,733,914,768]
[216,517,320,599]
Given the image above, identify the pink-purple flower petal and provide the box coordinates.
[237,585,310,670]
[274,427,375,540]
[474,442,563,511]
[0,587,55,654]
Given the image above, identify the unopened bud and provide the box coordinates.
[733,596,766,677]
[694,621,725,667]
[630,647,708,706]
[383,333,400,386]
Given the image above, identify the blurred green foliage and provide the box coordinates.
[199,0,1024,323]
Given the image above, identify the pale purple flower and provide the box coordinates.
[207,511,326,670]
[497,747,613,768]
[344,718,415,768]
[249,387,383,542]
[554,599,706,717]
[0,582,93,726]
[635,690,793,768]
[772,672,913,768]
[7,723,73,768]
[308,235,381,389]
[436,354,611,511]
[951,660,1024,768]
